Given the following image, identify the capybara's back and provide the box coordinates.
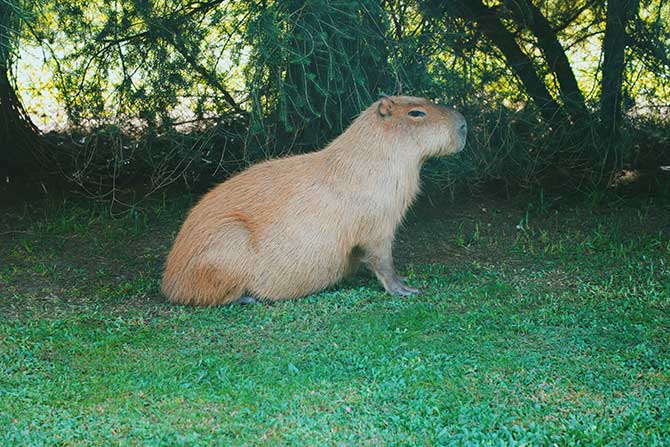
[162,96,467,305]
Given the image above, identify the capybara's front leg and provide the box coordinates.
[363,240,420,297]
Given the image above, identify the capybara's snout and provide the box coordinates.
[453,110,467,152]
[437,106,467,154]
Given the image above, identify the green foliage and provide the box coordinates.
[243,0,394,156]
[29,0,248,126]
[5,0,670,198]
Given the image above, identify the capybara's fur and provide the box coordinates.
[162,96,467,305]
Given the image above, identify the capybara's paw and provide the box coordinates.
[386,280,421,297]
[235,295,260,305]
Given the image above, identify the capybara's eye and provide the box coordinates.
[408,110,426,118]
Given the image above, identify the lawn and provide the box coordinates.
[1,191,669,446]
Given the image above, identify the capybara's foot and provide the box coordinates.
[385,277,421,297]
[235,295,259,305]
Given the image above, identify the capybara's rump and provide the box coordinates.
[162,217,253,305]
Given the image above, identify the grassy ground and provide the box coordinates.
[1,190,670,446]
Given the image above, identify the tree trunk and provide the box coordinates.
[0,1,40,178]
[600,0,639,147]
[434,0,563,123]
[504,0,587,121]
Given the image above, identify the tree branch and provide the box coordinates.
[130,0,247,118]
[431,0,563,123]
[165,33,247,117]
[600,0,640,139]
[503,0,587,120]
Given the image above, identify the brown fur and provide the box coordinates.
[162,96,467,305]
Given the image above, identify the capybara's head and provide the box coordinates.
[372,95,467,158]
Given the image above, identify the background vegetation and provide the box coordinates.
[1,0,669,205]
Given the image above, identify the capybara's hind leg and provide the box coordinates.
[187,217,257,306]
[189,264,244,306]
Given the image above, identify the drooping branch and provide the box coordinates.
[504,0,587,120]
[552,0,599,33]
[626,5,670,70]
[130,0,247,118]
[428,0,563,124]
[164,32,247,117]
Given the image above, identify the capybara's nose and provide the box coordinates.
[459,121,467,138]
[452,110,467,138]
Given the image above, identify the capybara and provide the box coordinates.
[162,95,467,305]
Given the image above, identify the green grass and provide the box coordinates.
[1,192,670,446]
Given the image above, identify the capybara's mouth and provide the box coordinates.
[458,136,467,152]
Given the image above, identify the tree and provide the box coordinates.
[600,0,640,149]
[502,0,588,121]
[0,0,40,177]
[6,0,668,197]
[424,0,645,130]
[245,0,392,155]
[426,0,565,124]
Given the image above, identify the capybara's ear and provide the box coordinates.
[378,96,394,117]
